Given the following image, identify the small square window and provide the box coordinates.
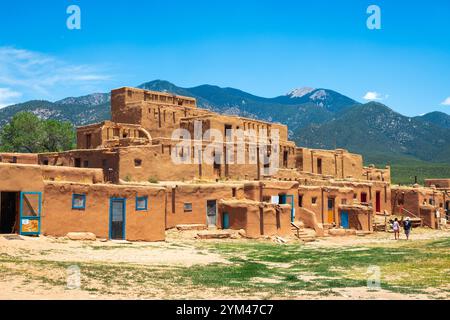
[72,194,86,210]
[134,159,142,167]
[136,196,148,211]
[312,197,317,205]
[184,203,193,212]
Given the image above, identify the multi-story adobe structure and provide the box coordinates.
[0,87,447,241]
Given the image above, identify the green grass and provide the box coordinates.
[1,237,449,298]
[183,238,450,295]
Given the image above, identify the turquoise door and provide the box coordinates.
[279,194,295,222]
[222,212,229,229]
[340,211,349,229]
[19,192,42,236]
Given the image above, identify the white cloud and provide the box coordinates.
[441,97,450,106]
[0,46,111,104]
[363,91,388,101]
[0,87,22,108]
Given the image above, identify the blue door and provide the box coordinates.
[19,192,42,236]
[340,211,349,229]
[222,212,229,229]
[110,198,126,240]
[279,194,295,222]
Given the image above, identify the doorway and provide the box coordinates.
[375,191,381,213]
[446,201,450,220]
[361,192,368,203]
[206,200,217,227]
[0,192,19,234]
[340,211,349,229]
[213,152,222,178]
[222,212,229,229]
[279,194,295,222]
[110,198,126,240]
[327,198,335,223]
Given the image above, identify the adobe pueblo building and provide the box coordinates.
[0,87,448,241]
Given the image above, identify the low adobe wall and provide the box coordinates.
[0,163,45,192]
[0,153,38,165]
[164,183,245,228]
[41,166,104,184]
[42,182,166,241]
[338,205,373,231]
[218,200,291,238]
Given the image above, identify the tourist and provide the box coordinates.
[393,218,400,240]
[403,217,412,240]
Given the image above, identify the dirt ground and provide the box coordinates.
[0,228,449,300]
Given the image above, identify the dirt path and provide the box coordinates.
[0,228,448,300]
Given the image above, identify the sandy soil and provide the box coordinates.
[0,228,448,300]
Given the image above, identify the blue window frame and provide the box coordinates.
[72,194,86,210]
[136,196,148,211]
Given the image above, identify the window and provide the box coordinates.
[298,195,303,207]
[341,199,347,205]
[72,194,86,210]
[86,134,92,148]
[232,188,237,197]
[312,197,317,205]
[43,159,49,165]
[75,158,81,168]
[184,203,193,212]
[134,159,142,167]
[317,158,322,174]
[136,196,148,211]
[429,198,434,205]
[83,160,89,168]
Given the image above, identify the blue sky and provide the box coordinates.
[0,0,449,116]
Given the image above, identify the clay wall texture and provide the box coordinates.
[42,182,166,241]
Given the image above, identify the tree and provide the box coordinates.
[42,119,76,152]
[0,112,75,153]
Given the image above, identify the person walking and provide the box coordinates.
[393,218,400,240]
[403,217,412,240]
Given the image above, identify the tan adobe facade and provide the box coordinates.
[0,87,448,241]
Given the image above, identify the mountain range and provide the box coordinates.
[1,80,450,164]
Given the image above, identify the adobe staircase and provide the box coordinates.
[291,222,316,242]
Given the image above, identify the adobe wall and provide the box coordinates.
[338,205,373,231]
[0,163,44,192]
[218,200,291,238]
[391,185,445,217]
[76,121,151,150]
[296,148,364,179]
[42,182,166,241]
[363,165,391,183]
[425,179,450,190]
[38,149,120,182]
[41,166,104,184]
[164,183,245,228]
[111,87,199,139]
[0,153,38,165]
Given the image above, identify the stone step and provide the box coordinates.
[176,224,207,231]
[196,231,232,239]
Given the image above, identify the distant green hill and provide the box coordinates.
[414,111,450,129]
[294,102,450,163]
